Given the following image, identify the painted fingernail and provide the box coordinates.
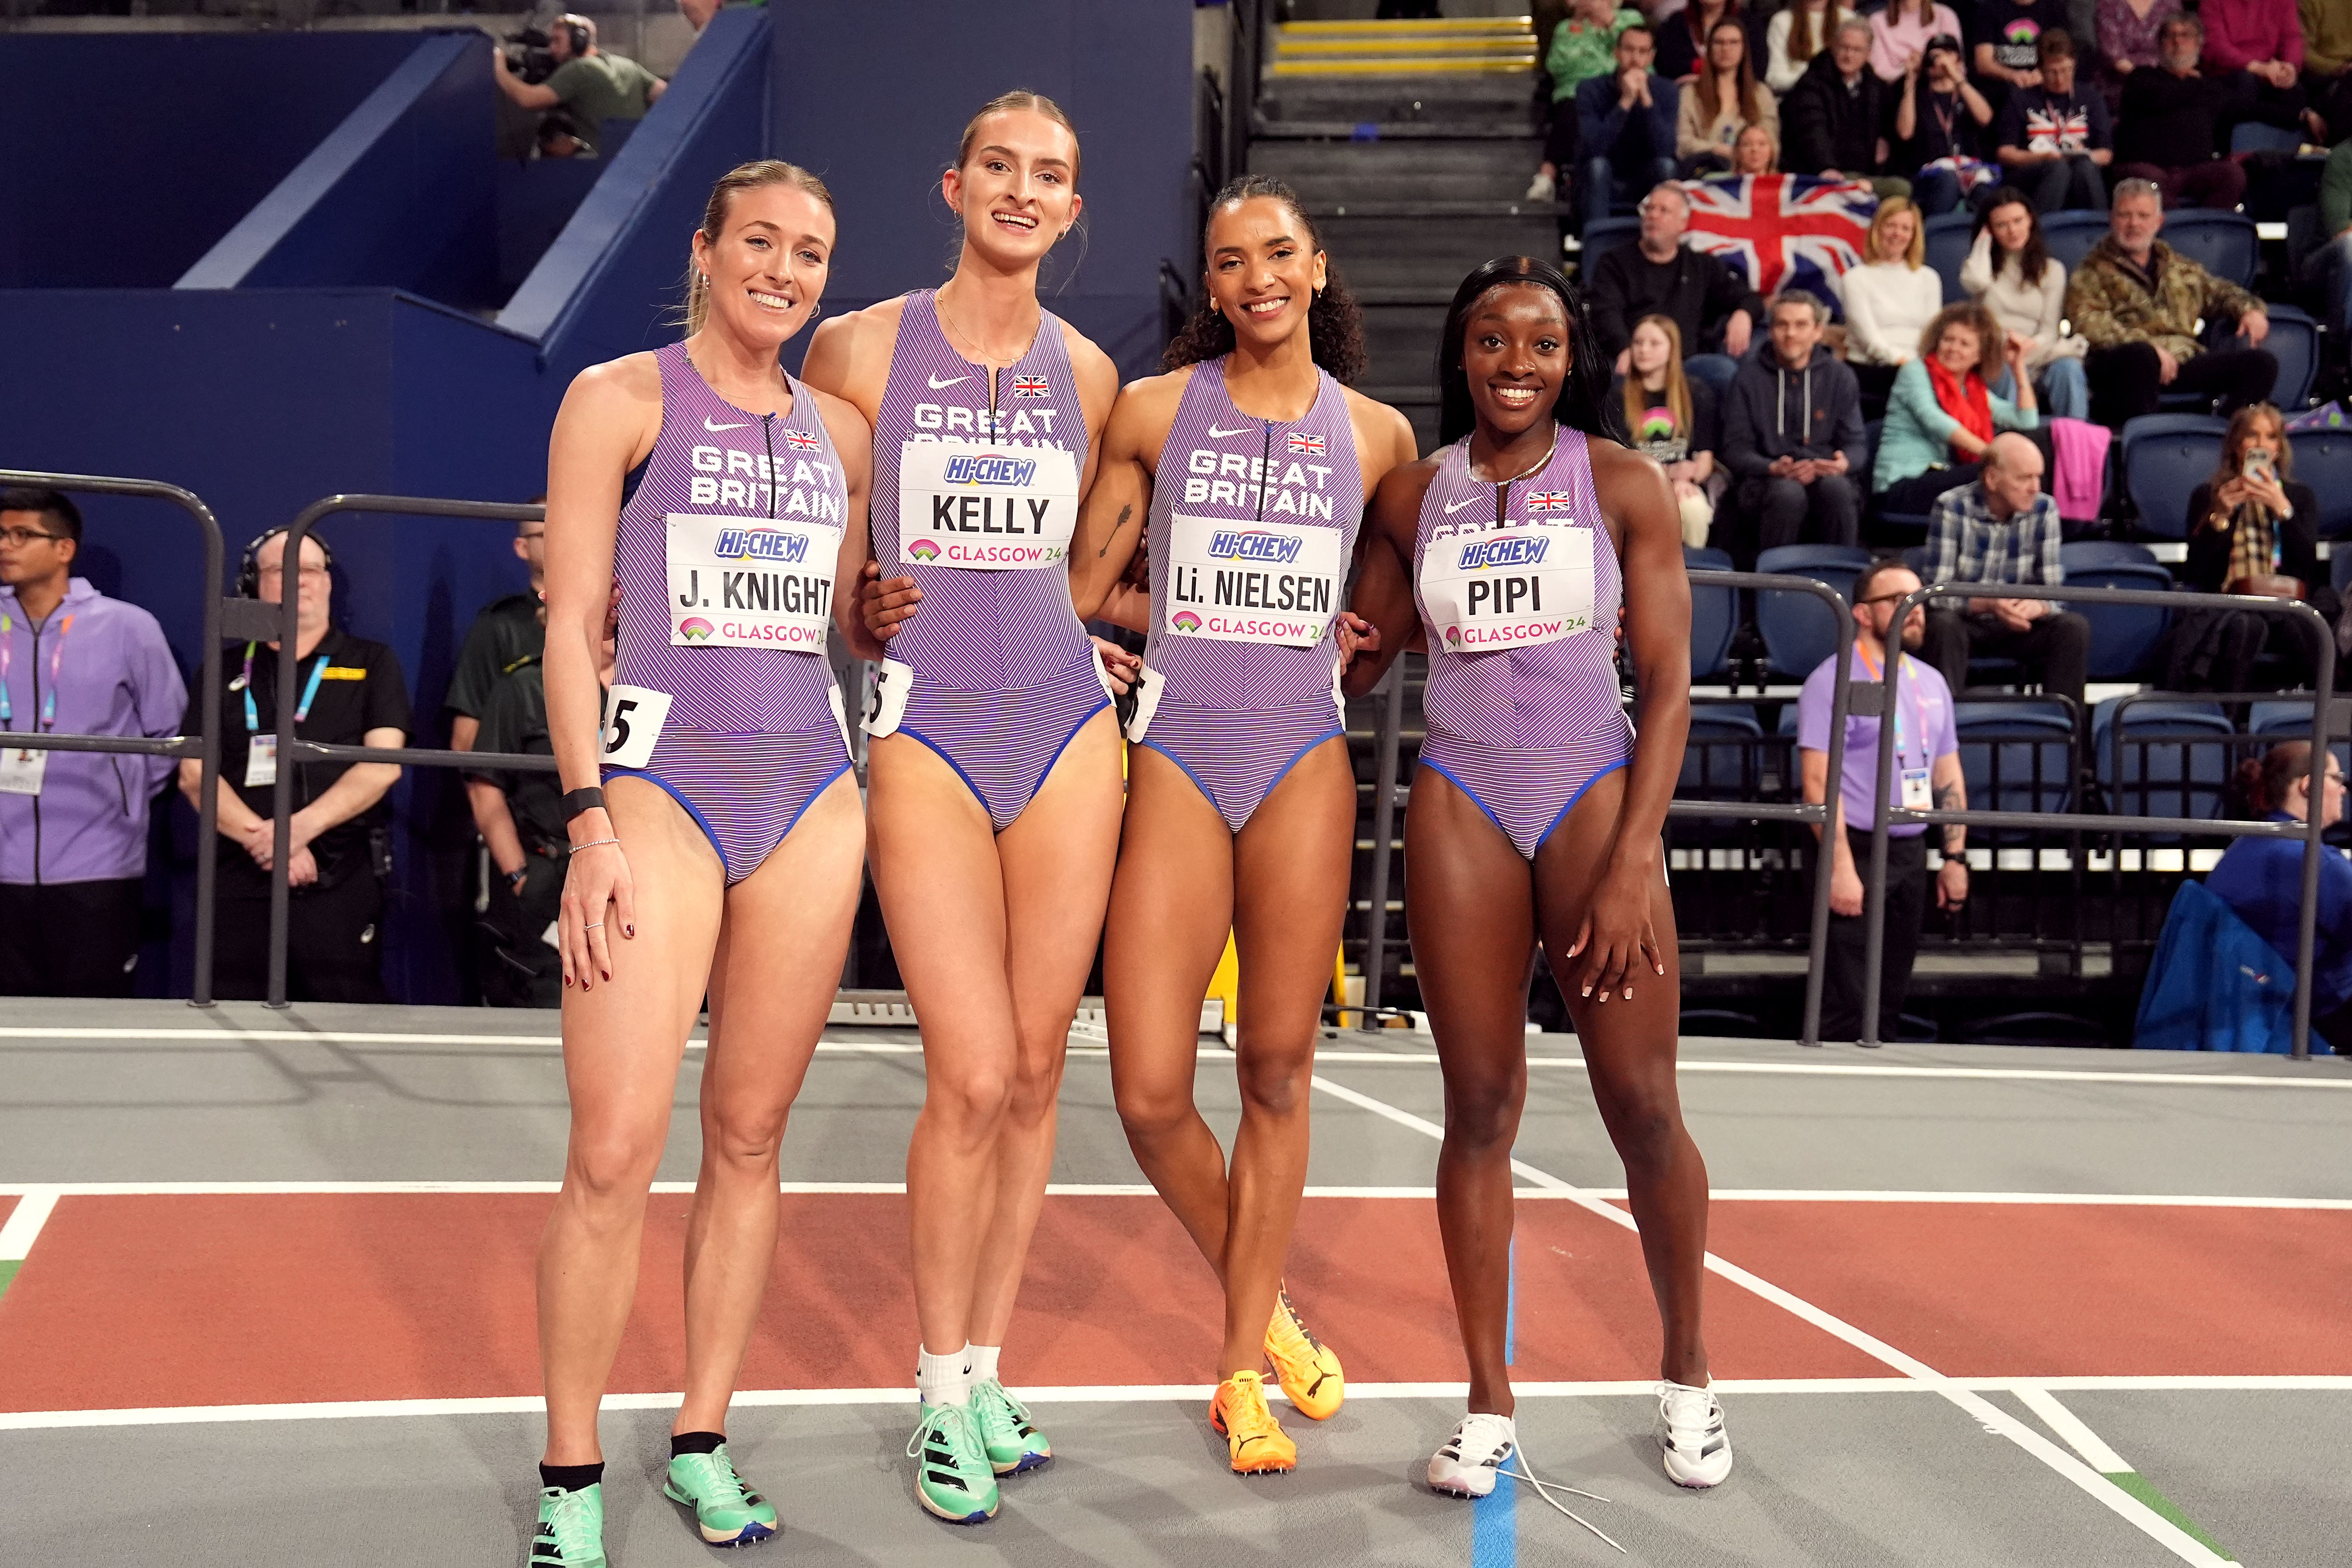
[1581,985,1592,997]
[601,970,611,982]
[1624,987,1634,999]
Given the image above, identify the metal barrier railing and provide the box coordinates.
[264,494,553,1008]
[1358,570,1861,1047]
[1864,581,2334,1056]
[0,468,234,1006]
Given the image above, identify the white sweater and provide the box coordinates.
[1958,230,2087,370]
[1764,3,1855,93]
[1840,262,1944,366]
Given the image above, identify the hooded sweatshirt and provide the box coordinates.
[1721,341,1867,477]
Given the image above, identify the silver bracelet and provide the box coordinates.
[571,837,621,851]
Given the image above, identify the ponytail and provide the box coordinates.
[2236,741,2314,816]
[1162,175,1368,384]
[679,160,834,334]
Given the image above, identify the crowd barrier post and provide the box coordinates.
[0,469,234,1006]
[1862,581,2333,1058]
[266,494,553,1009]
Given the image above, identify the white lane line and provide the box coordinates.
[1308,1072,2226,1567]
[2017,1386,2132,1474]
[4,1375,2343,1434]
[0,1188,58,1262]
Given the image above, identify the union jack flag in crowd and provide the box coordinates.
[1009,374,1050,398]
[1287,432,1326,456]
[1679,174,1876,318]
[1525,490,1575,512]
[782,428,821,451]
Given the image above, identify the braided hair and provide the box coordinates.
[1162,175,1367,384]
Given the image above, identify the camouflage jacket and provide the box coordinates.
[2063,238,2260,363]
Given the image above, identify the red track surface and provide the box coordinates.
[0,1194,2339,1412]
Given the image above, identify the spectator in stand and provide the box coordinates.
[1587,180,1761,385]
[178,530,412,1004]
[1961,186,2094,417]
[2095,0,2182,107]
[1893,32,1998,213]
[1529,0,1644,202]
[1783,19,1903,191]
[2113,15,2253,209]
[2305,0,2352,138]
[1874,302,2044,512]
[2068,178,2277,423]
[2171,403,2335,690]
[1655,0,1765,84]
[2303,134,2352,335]
[1844,197,1945,413]
[1722,289,1867,553]
[491,14,665,159]
[1995,29,2116,209]
[2200,0,2322,142]
[1726,119,1782,175]
[1799,558,1969,1043]
[1577,24,1683,222]
[1678,18,1781,174]
[1873,0,1968,82]
[535,108,590,161]
[1615,314,1723,545]
[1971,0,2073,110]
[1919,431,2089,702]
[0,489,186,998]
[1768,0,1856,93]
[445,516,549,755]
[2206,742,2352,1053]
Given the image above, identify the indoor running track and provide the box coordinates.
[2,999,2349,1566]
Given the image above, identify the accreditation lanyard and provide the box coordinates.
[0,611,72,732]
[241,642,329,734]
[1857,643,1933,810]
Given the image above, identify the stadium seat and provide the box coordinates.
[2288,426,2352,535]
[2264,304,2319,411]
[2230,121,2306,156]
[2059,540,2160,570]
[2062,562,2175,681]
[1685,545,1736,679]
[1580,214,1639,261]
[1680,704,1763,798]
[2248,698,2352,773]
[1954,699,2075,829]
[2092,696,2231,827]
[1924,212,1974,305]
[2122,414,2229,539]
[2158,210,2259,290]
[1754,543,1870,679]
[2039,211,2110,277]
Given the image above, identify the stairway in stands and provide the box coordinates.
[1239,4,1561,1018]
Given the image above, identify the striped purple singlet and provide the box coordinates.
[866,291,1109,829]
[601,342,854,884]
[1412,429,1631,859]
[1131,358,1361,831]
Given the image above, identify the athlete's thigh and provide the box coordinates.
[1231,736,1356,1033]
[704,772,866,1120]
[996,707,1126,1041]
[1529,769,1683,1098]
[1105,744,1238,1104]
[866,732,1012,1024]
[561,775,726,1136]
[1403,765,1539,1069]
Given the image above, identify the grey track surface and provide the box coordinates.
[3,998,2347,1565]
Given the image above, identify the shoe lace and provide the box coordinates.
[1224,1373,1282,1440]
[680,1448,754,1506]
[971,1377,1032,1441]
[906,1401,986,1475]
[1657,1380,1724,1448]
[1269,1289,1326,1358]
[541,1488,600,1555]
[1491,1438,1625,1555]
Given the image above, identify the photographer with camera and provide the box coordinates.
[492,14,665,159]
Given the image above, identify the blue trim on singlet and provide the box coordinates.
[1262,725,1345,819]
[1150,724,1343,832]
[1137,738,1225,819]
[1017,691,1112,824]
[1418,756,1516,850]
[893,726,997,820]
[1532,756,1628,855]
[778,757,856,843]
[601,765,732,881]
[619,455,649,510]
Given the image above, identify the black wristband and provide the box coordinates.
[560,786,607,824]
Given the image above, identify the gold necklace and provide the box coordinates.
[937,287,1038,368]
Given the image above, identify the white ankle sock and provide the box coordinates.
[917,1344,971,1408]
[965,1343,1001,1384]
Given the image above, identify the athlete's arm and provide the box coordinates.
[806,303,927,647]
[1341,458,1437,697]
[809,385,887,663]
[1067,373,1176,620]
[1564,442,1692,1005]
[1061,321,1123,505]
[543,354,657,989]
[1337,394,1419,671]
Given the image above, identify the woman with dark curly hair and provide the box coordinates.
[1063,174,1416,1472]
[1347,257,1729,1498]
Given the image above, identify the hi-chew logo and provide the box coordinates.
[1206,529,1304,565]
[680,618,715,641]
[1456,535,1551,570]
[908,540,941,561]
[713,527,810,563]
[941,453,1038,487]
[1171,611,1203,631]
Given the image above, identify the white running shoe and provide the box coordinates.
[1428,1411,1517,1498]
[1657,1379,1734,1488]
[1525,169,1557,202]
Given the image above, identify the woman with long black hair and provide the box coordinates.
[1347,256,1728,1497]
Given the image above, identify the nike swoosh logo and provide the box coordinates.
[929,374,971,390]
[1443,498,1479,513]
[704,418,748,432]
[1207,425,1253,439]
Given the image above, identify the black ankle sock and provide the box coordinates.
[670,1431,725,1458]
[538,1461,605,1493]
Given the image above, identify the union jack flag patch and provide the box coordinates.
[1009,374,1050,398]
[1287,432,1326,456]
[1525,490,1575,512]
[782,429,821,451]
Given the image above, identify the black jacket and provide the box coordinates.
[1721,342,1867,474]
[1588,243,1765,362]
[2115,66,2250,169]
[2183,481,2324,598]
[1781,51,1889,177]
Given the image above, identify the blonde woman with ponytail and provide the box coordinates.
[530,160,881,1565]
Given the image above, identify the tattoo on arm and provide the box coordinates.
[1098,504,1132,557]
[1934,780,1963,854]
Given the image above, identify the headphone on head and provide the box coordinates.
[237,527,335,598]
[558,15,590,54]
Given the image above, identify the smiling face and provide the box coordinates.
[690,183,833,350]
[1988,198,2033,257]
[1934,320,1981,375]
[1875,207,1917,265]
[942,107,1081,270]
[1462,282,1570,439]
[1205,194,1327,353]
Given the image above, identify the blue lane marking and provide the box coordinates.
[1472,1239,1519,1568]
[1504,1236,1516,1365]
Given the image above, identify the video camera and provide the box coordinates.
[503,26,559,85]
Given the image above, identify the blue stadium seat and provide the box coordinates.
[2247,699,2352,774]
[1685,545,1736,679]
[2040,211,2111,277]
[2093,697,2231,828]
[1680,704,1763,798]
[2158,210,2259,290]
[1580,214,1640,260]
[1955,700,2076,830]
[2288,427,2352,535]
[2062,562,2175,681]
[2122,414,2229,539]
[2060,540,2160,570]
[2264,304,2319,411]
[1754,543,1871,681]
[1924,212,1974,305]
[2231,121,2306,156]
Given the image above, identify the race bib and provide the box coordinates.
[665,513,842,650]
[1419,523,1598,654]
[1122,664,1165,744]
[243,733,278,789]
[897,441,1078,570]
[0,742,47,796]
[1162,514,1341,648]
[600,684,672,770]
[863,658,915,737]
